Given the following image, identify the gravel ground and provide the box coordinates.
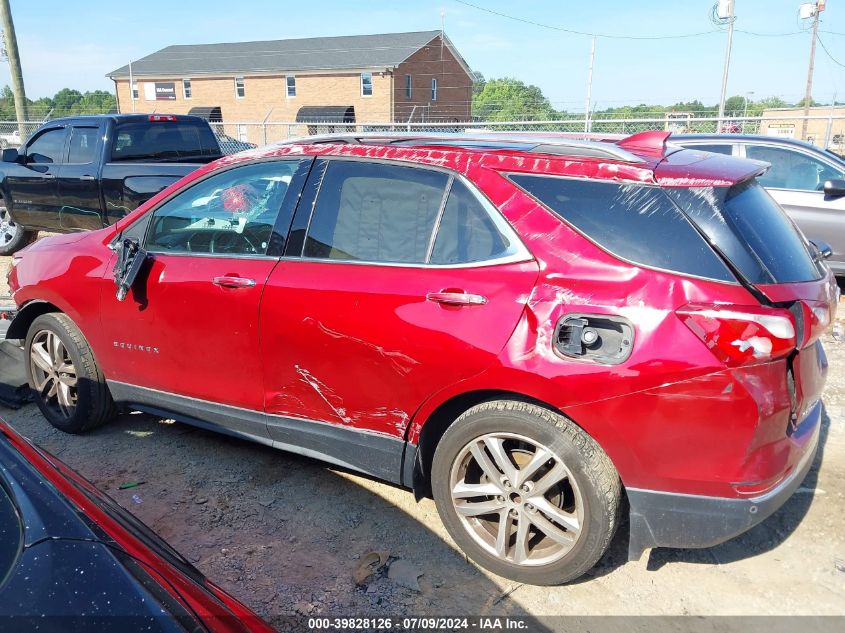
[0,251,843,623]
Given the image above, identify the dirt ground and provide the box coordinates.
[0,252,843,624]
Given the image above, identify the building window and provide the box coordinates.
[286,75,296,98]
[405,75,412,100]
[235,76,245,99]
[182,79,192,100]
[431,78,437,102]
[361,72,373,97]
[131,80,138,100]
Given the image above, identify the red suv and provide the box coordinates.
[7,131,834,585]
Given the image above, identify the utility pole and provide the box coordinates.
[0,0,28,138]
[716,0,736,133]
[584,36,596,133]
[800,1,824,141]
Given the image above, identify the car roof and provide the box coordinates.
[44,113,209,125]
[229,131,766,188]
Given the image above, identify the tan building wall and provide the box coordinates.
[113,35,474,142]
[393,38,472,122]
[760,106,845,148]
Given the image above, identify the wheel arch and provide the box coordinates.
[408,389,581,500]
[6,300,62,340]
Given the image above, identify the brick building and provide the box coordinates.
[107,30,474,137]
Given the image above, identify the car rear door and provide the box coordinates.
[56,123,105,230]
[97,158,310,436]
[4,125,67,228]
[258,158,539,442]
[742,143,845,273]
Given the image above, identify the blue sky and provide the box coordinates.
[1,0,843,111]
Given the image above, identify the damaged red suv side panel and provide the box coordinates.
[7,130,834,585]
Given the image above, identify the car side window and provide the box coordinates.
[303,160,449,264]
[430,179,516,264]
[686,143,733,156]
[67,127,99,164]
[745,145,844,191]
[146,160,306,256]
[25,128,67,165]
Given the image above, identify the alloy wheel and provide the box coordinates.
[29,330,79,419]
[0,204,19,248]
[449,432,584,567]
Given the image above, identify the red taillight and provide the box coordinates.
[795,299,833,349]
[149,114,177,122]
[676,303,797,366]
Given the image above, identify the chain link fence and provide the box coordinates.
[2,116,844,157]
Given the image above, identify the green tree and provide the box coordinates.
[471,71,486,98]
[472,77,558,121]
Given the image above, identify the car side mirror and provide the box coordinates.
[1,148,19,163]
[823,178,845,197]
[810,239,833,260]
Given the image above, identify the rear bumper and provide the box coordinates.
[626,399,821,561]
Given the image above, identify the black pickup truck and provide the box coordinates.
[0,114,223,255]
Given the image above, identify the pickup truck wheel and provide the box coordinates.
[431,400,621,585]
[0,200,36,256]
[25,313,116,434]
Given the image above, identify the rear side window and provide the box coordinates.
[509,174,734,282]
[111,122,220,162]
[667,181,823,284]
[430,179,515,265]
[304,161,449,264]
[67,127,99,164]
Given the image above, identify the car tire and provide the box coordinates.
[25,313,117,434]
[431,400,621,585]
[0,198,37,256]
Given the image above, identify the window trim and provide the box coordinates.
[505,171,740,285]
[431,78,437,102]
[286,75,296,98]
[182,78,192,100]
[405,74,412,100]
[361,72,373,97]
[234,76,246,99]
[294,156,533,269]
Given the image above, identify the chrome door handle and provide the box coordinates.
[79,175,96,181]
[212,276,256,288]
[426,291,487,306]
[42,174,55,180]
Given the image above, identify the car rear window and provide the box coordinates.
[666,181,824,284]
[111,121,221,162]
[508,174,735,282]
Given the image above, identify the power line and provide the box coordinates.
[453,0,807,40]
[817,33,845,68]
[452,0,720,40]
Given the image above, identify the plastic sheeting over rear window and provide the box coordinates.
[508,174,735,282]
[666,181,824,284]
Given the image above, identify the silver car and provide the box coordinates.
[673,134,845,275]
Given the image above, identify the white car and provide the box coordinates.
[673,134,845,275]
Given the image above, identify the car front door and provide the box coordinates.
[56,125,105,230]
[743,143,845,272]
[97,158,311,435]
[259,158,539,449]
[4,126,67,228]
